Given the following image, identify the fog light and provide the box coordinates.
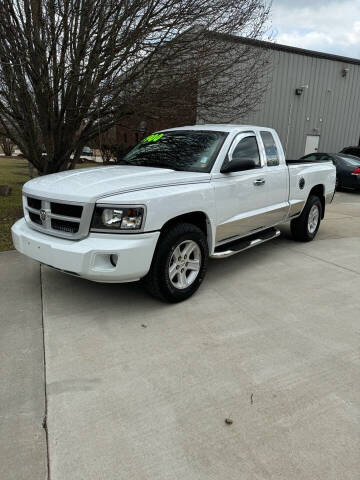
[110,254,118,266]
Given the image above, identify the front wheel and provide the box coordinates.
[291,195,322,242]
[143,222,209,302]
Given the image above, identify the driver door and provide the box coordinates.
[213,132,270,244]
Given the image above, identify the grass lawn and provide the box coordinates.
[0,157,29,251]
[0,157,101,252]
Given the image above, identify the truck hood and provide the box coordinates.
[23,166,211,202]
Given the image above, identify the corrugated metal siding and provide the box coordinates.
[233,48,360,159]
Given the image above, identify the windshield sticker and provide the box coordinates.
[141,133,164,143]
[200,156,208,164]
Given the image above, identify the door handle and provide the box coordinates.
[253,178,265,186]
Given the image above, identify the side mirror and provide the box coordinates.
[221,157,258,173]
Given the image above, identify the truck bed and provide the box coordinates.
[286,159,334,164]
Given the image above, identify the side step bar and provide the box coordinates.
[211,228,281,259]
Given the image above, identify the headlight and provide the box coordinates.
[91,206,144,231]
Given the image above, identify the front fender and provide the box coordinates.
[100,183,217,253]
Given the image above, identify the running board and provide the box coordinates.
[211,228,281,259]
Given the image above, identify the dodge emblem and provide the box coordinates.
[40,209,47,223]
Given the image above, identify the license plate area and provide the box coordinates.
[24,238,51,261]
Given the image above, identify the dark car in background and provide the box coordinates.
[299,152,360,191]
[340,146,360,158]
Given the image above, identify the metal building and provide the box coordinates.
[204,37,360,160]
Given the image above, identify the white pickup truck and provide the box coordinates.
[12,125,336,302]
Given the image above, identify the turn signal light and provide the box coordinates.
[352,168,360,175]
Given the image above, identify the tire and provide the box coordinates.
[291,195,322,242]
[143,222,208,302]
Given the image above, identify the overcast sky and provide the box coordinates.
[271,0,360,59]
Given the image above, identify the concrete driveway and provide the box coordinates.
[1,191,360,480]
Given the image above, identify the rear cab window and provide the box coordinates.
[260,131,280,166]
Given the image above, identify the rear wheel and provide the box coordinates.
[143,222,208,302]
[291,195,322,242]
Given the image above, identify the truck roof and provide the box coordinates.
[160,124,275,134]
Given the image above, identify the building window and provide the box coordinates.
[260,131,280,166]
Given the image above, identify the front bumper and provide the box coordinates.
[12,218,160,283]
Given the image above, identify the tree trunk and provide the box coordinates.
[28,161,34,178]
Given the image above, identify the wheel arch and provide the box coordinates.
[159,211,213,252]
[308,184,325,218]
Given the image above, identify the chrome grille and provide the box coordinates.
[24,195,93,239]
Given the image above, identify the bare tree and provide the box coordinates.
[0,133,15,156]
[97,127,118,163]
[0,0,271,174]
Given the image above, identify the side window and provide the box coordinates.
[232,136,261,168]
[260,131,279,166]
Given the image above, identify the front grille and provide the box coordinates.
[29,211,42,225]
[24,195,91,239]
[51,218,79,233]
[50,202,83,218]
[27,197,42,210]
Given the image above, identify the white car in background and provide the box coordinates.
[77,146,95,163]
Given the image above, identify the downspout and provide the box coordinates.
[285,102,293,157]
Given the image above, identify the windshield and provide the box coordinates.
[122,130,227,172]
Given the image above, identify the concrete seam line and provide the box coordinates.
[40,264,51,480]
[291,248,360,277]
